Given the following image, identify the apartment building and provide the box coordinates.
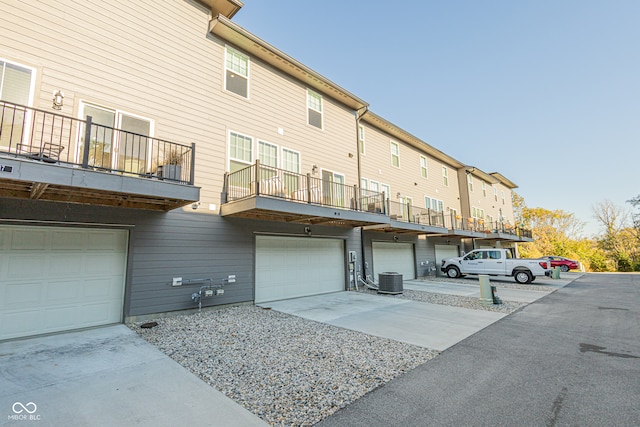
[0,0,531,340]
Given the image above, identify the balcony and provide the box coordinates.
[221,161,388,226]
[363,200,448,234]
[445,213,534,242]
[0,101,199,211]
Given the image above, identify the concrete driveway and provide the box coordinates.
[0,325,267,427]
[260,291,507,351]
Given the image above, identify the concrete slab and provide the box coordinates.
[0,325,268,427]
[261,292,506,351]
[403,280,555,303]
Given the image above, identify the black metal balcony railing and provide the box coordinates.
[225,161,386,213]
[388,200,446,228]
[446,212,532,238]
[0,100,195,184]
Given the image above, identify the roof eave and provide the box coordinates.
[489,172,518,188]
[209,15,368,111]
[361,111,464,168]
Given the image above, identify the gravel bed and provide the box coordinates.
[357,288,526,314]
[130,305,438,426]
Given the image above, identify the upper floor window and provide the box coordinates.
[494,186,498,201]
[225,46,249,98]
[307,90,323,128]
[467,174,474,192]
[229,131,252,172]
[420,156,428,178]
[282,148,300,192]
[358,125,365,154]
[501,190,506,205]
[390,141,400,167]
[425,196,443,212]
[471,206,485,219]
[442,166,449,186]
[482,182,487,197]
[0,59,35,105]
[380,184,390,199]
[258,140,278,168]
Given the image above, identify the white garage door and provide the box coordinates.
[372,242,415,280]
[0,225,128,341]
[435,244,460,275]
[255,236,344,304]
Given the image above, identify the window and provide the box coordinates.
[442,166,449,186]
[258,140,278,180]
[420,156,428,178]
[307,90,323,128]
[0,59,35,105]
[501,190,506,205]
[494,186,498,201]
[467,174,473,192]
[471,207,485,219]
[360,178,368,190]
[358,125,365,154]
[322,169,345,207]
[390,141,400,167]
[0,59,36,149]
[486,214,494,225]
[482,182,487,197]
[225,46,249,97]
[369,180,379,193]
[79,102,153,173]
[282,148,300,192]
[425,196,444,212]
[380,184,390,200]
[229,131,252,172]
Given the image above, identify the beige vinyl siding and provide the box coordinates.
[359,122,461,213]
[0,0,224,209]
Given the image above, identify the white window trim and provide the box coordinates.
[358,125,365,155]
[442,166,449,187]
[390,141,400,168]
[282,147,301,173]
[361,178,368,190]
[425,196,444,212]
[482,182,487,197]
[307,89,323,129]
[420,155,428,178]
[467,174,473,192]
[224,45,250,98]
[227,129,253,171]
[380,183,390,199]
[0,57,37,106]
[77,101,155,167]
[258,139,279,168]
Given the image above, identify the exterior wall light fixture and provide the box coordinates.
[52,90,64,110]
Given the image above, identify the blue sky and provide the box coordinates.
[233,1,640,237]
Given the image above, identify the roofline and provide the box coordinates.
[489,172,518,188]
[198,0,243,19]
[463,166,499,184]
[209,15,368,111]
[360,110,464,168]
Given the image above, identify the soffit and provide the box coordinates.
[464,167,499,184]
[198,0,243,18]
[489,172,518,189]
[209,15,368,111]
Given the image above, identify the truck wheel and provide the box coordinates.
[514,270,532,284]
[560,265,569,272]
[446,266,461,278]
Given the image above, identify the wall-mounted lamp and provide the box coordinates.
[191,202,200,210]
[304,226,312,236]
[396,192,401,199]
[311,164,318,174]
[393,235,399,242]
[348,153,354,158]
[52,90,64,110]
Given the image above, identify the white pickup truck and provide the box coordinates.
[440,248,551,284]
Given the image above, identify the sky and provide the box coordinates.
[233,1,640,238]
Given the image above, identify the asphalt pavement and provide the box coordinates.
[317,273,640,427]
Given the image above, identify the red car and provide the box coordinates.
[542,256,579,272]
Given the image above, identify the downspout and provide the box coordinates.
[356,106,369,282]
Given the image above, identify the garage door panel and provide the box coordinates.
[0,225,127,340]
[372,242,415,280]
[11,229,47,250]
[255,236,344,304]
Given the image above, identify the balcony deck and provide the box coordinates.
[0,101,199,211]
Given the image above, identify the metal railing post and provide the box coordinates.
[82,116,92,168]
[306,173,312,204]
[254,159,260,196]
[189,143,196,185]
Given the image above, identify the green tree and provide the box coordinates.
[592,200,636,271]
